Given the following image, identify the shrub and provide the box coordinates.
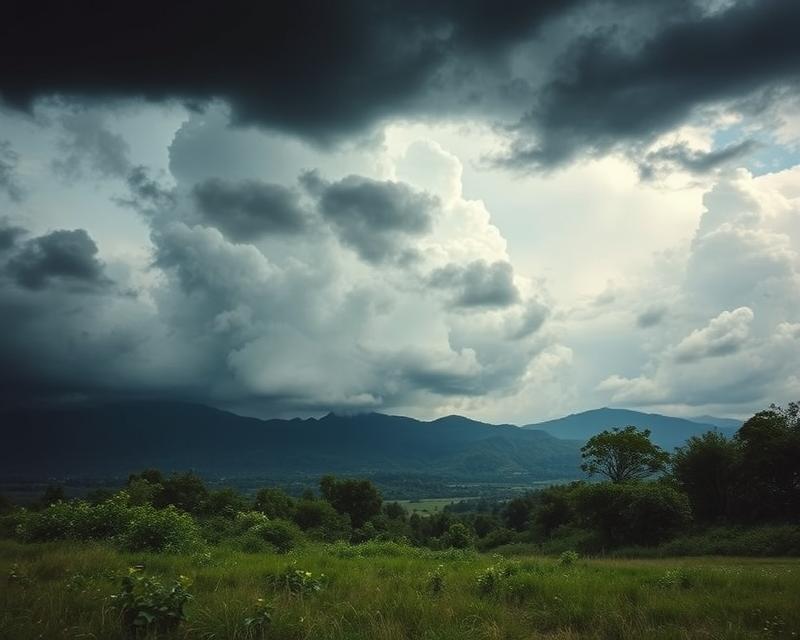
[271,563,325,595]
[574,482,691,547]
[244,597,273,635]
[253,487,295,520]
[558,550,579,566]
[251,519,301,553]
[655,525,800,557]
[476,560,518,596]
[118,504,204,553]
[293,500,352,542]
[110,567,192,636]
[233,511,269,534]
[16,500,85,542]
[443,522,473,549]
[14,494,131,543]
[477,527,516,551]
[426,564,445,595]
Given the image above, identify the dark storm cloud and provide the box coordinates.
[306,172,437,263]
[4,1,798,167]
[52,112,131,179]
[193,178,308,240]
[0,141,23,201]
[5,228,111,290]
[0,0,578,142]
[118,166,178,215]
[0,218,25,252]
[638,140,759,180]
[430,260,519,308]
[498,0,800,169]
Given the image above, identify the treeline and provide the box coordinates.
[471,402,800,554]
[0,402,798,556]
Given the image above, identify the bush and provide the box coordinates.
[426,564,445,595]
[270,563,325,595]
[293,500,351,542]
[558,550,579,566]
[477,527,516,551]
[110,568,192,636]
[476,560,518,596]
[118,504,204,553]
[251,519,301,553]
[16,495,129,542]
[233,511,269,534]
[655,525,800,557]
[574,482,691,547]
[443,522,473,549]
[16,500,86,542]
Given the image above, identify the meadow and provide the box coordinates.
[396,497,475,516]
[2,539,799,640]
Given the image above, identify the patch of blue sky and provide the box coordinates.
[712,122,800,175]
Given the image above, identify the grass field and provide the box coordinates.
[2,539,799,639]
[396,497,475,515]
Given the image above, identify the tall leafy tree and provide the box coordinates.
[672,431,738,522]
[319,475,382,528]
[734,402,800,521]
[580,426,670,483]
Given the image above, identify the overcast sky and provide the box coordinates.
[1,0,799,422]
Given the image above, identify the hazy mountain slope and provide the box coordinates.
[524,407,736,450]
[0,402,581,481]
[687,415,743,430]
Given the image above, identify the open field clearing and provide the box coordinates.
[2,540,799,640]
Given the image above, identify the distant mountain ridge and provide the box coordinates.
[0,402,580,481]
[524,407,738,451]
[0,402,741,481]
[687,415,743,430]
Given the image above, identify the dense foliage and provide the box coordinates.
[1,402,798,560]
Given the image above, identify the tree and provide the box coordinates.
[293,499,352,541]
[155,472,209,514]
[443,522,473,549]
[533,483,576,537]
[38,484,66,508]
[503,495,535,532]
[383,501,407,521]
[253,487,295,520]
[733,402,800,521]
[580,426,670,483]
[205,487,248,518]
[573,482,690,546]
[319,475,382,528]
[672,431,738,522]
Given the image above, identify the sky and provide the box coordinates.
[0,0,799,423]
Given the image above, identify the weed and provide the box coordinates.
[271,562,325,595]
[426,564,445,595]
[243,597,273,637]
[109,567,193,636]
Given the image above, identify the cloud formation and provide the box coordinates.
[308,172,437,264]
[0,141,23,201]
[5,228,111,290]
[497,0,800,169]
[192,178,308,240]
[430,259,519,308]
[0,1,577,141]
[4,1,798,173]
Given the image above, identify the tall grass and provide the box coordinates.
[2,539,799,639]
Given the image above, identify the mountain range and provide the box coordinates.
[0,402,741,482]
[525,407,739,451]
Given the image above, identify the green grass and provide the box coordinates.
[2,539,799,639]
[396,497,474,515]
